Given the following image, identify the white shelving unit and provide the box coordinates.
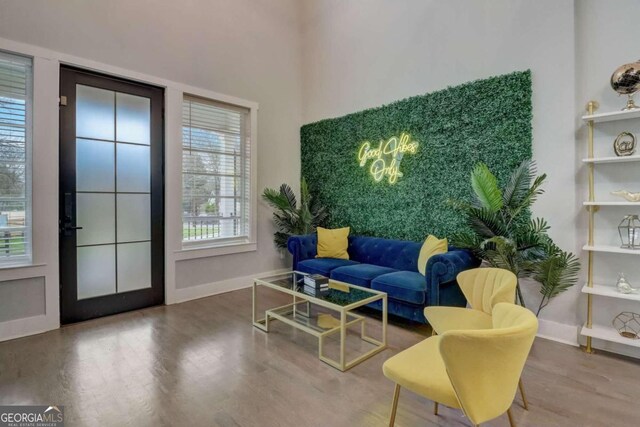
[581,101,640,354]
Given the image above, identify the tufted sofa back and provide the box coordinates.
[348,236,422,272]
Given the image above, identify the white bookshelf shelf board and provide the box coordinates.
[581,284,640,302]
[583,201,640,206]
[583,245,640,255]
[582,108,640,123]
[582,155,640,164]
[581,323,640,348]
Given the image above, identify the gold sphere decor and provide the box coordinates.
[610,61,640,110]
[612,312,640,339]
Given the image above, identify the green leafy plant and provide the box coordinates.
[262,178,329,249]
[451,160,580,315]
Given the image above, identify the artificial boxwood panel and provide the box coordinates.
[301,70,532,241]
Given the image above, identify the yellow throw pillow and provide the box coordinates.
[316,227,350,259]
[418,235,448,275]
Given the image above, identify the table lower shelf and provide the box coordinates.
[581,323,640,348]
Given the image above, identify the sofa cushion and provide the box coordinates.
[297,258,359,276]
[371,271,427,305]
[330,264,397,288]
[317,226,350,259]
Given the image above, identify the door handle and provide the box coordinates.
[61,192,83,236]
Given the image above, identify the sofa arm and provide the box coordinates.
[425,249,480,306]
[287,234,317,270]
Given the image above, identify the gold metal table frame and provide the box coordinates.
[252,271,388,371]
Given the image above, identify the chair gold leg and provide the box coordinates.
[433,402,438,415]
[389,384,401,427]
[518,379,528,410]
[507,408,516,427]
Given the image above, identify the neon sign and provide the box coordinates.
[357,133,419,184]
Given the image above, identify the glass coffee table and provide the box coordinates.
[252,271,387,371]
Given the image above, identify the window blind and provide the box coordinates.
[0,51,32,263]
[182,95,251,242]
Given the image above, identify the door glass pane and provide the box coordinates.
[116,143,150,192]
[76,139,114,192]
[77,245,116,299]
[116,93,150,145]
[76,193,115,246]
[117,242,151,292]
[76,85,114,141]
[117,194,150,242]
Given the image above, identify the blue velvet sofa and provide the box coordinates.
[287,234,479,323]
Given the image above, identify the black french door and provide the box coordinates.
[59,66,164,324]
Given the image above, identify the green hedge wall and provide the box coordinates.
[300,71,532,241]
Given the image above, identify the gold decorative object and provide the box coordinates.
[611,190,640,202]
[611,61,640,110]
[612,312,640,339]
[613,131,636,156]
[618,215,640,249]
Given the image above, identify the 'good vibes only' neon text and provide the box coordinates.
[357,133,419,184]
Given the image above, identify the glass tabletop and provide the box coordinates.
[254,271,382,306]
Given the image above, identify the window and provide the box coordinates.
[0,51,32,265]
[182,95,251,246]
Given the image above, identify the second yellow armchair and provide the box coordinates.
[424,267,517,334]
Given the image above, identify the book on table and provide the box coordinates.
[301,274,329,296]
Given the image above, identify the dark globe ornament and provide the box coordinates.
[611,61,640,110]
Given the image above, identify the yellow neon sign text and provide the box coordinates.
[357,133,419,184]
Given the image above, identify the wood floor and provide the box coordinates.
[1,287,639,427]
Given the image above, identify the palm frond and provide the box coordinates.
[509,173,546,219]
[274,232,290,249]
[279,183,297,211]
[262,188,292,212]
[534,250,580,315]
[466,207,507,238]
[471,163,503,212]
[300,177,311,208]
[450,231,483,251]
[503,159,536,209]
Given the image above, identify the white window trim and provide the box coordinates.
[0,49,33,268]
[177,89,258,255]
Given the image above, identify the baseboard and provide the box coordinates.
[171,268,290,304]
[536,318,579,347]
[0,314,59,343]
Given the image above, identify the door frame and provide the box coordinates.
[59,65,165,324]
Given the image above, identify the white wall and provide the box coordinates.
[0,0,302,339]
[301,0,579,341]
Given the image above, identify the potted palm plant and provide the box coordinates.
[262,178,328,249]
[451,160,580,315]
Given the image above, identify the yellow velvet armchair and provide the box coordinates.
[382,303,538,427]
[422,267,529,409]
[424,267,517,333]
